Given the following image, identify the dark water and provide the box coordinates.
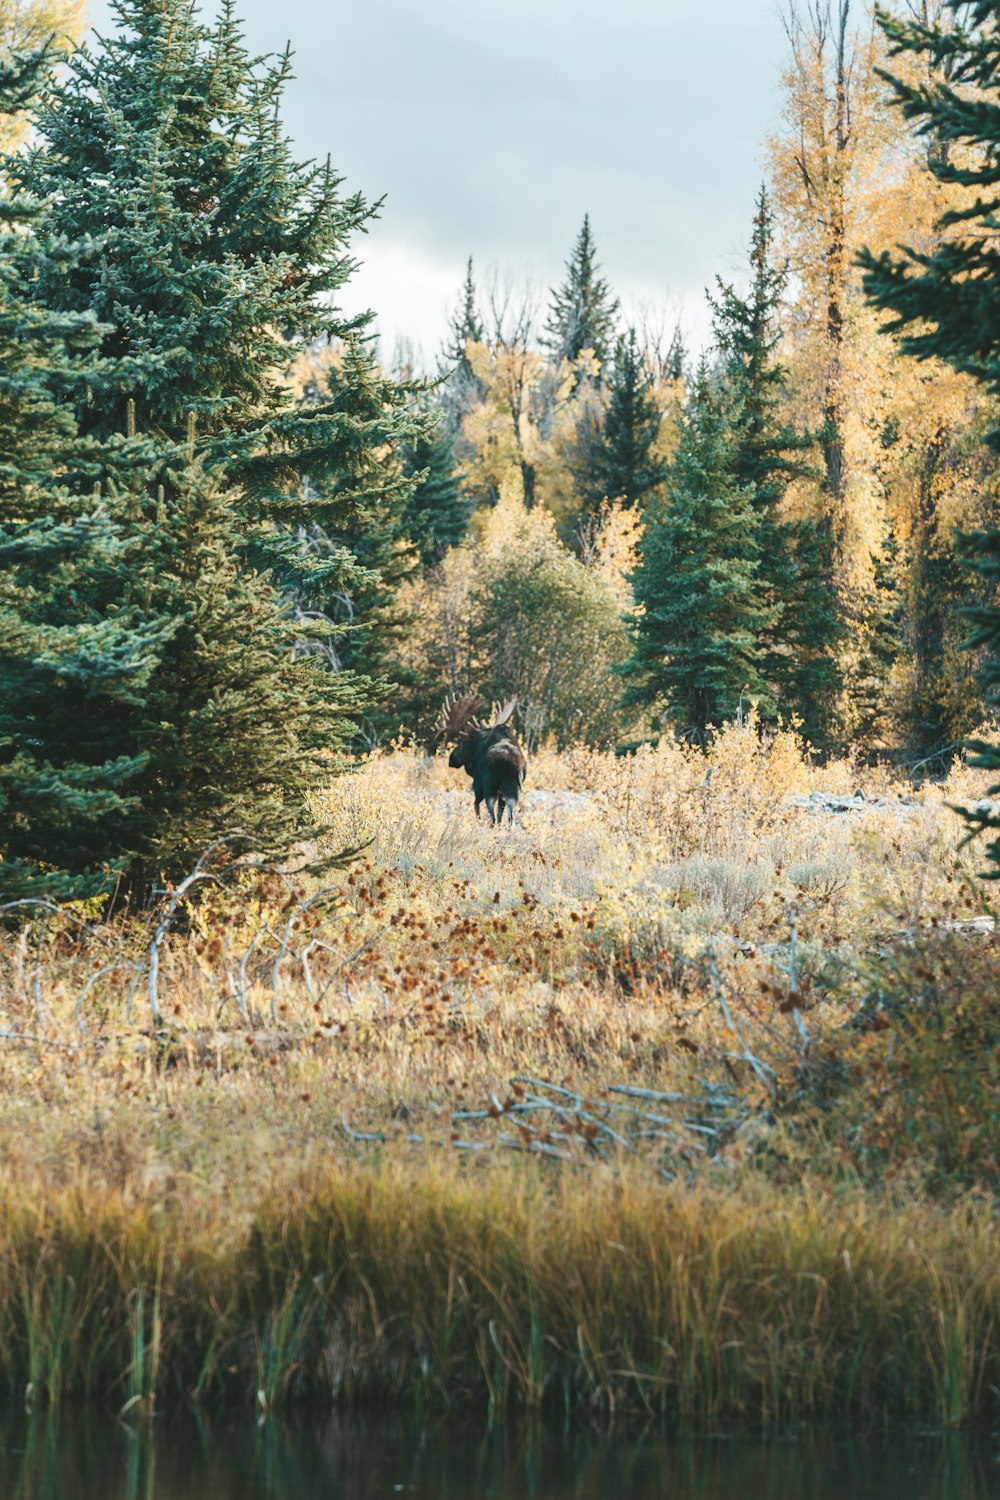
[0,1413,998,1500]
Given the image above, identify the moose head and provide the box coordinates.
[436,693,527,826]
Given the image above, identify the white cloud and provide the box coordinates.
[339,236,466,367]
[84,0,787,358]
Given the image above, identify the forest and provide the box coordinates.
[2,0,1000,1431]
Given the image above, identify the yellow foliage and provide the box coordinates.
[461,338,548,509]
[397,495,631,747]
[462,339,613,525]
[767,1,999,744]
[282,339,344,404]
[768,2,985,554]
[580,497,644,611]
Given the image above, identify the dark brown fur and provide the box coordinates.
[448,722,527,826]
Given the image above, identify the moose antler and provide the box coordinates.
[434,690,484,746]
[491,698,517,728]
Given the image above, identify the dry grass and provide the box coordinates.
[0,1164,997,1423]
[1,718,1000,1421]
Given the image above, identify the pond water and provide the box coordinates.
[0,1412,997,1500]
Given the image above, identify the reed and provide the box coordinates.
[0,1164,993,1423]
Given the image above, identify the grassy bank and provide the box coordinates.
[2,722,1000,1423]
[1,1163,999,1426]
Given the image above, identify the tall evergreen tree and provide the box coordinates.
[402,421,470,567]
[859,0,1000,862]
[4,0,420,898]
[103,441,360,895]
[710,186,842,746]
[622,363,774,736]
[290,341,426,746]
[543,215,619,376]
[0,51,167,900]
[584,327,667,513]
[709,189,804,510]
[4,384,365,902]
[442,255,484,371]
[665,324,687,383]
[842,530,905,748]
[438,254,485,442]
[17,0,416,609]
[778,515,844,750]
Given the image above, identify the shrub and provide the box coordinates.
[399,497,631,749]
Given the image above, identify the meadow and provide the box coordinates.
[2,720,1000,1424]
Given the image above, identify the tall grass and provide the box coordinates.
[0,1164,994,1423]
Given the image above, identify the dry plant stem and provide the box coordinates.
[788,906,809,1049]
[268,885,339,1024]
[1,900,116,1032]
[147,847,239,1023]
[234,927,272,1021]
[707,948,775,1091]
[75,964,134,1033]
[0,1032,80,1049]
[31,910,47,1024]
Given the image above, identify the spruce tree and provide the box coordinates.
[17,0,416,609]
[438,255,485,441]
[4,0,421,898]
[442,255,484,371]
[859,1,1000,862]
[0,50,172,901]
[543,215,619,375]
[709,189,805,512]
[104,441,357,892]
[709,186,842,745]
[842,531,904,748]
[665,324,687,383]
[289,341,427,746]
[778,516,843,749]
[585,327,667,512]
[622,363,774,736]
[402,421,470,567]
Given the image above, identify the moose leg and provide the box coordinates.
[485,796,498,826]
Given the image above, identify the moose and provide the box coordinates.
[437,693,527,826]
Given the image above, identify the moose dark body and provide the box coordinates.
[449,723,527,826]
[438,695,527,826]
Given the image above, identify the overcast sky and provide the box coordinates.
[84,0,789,363]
